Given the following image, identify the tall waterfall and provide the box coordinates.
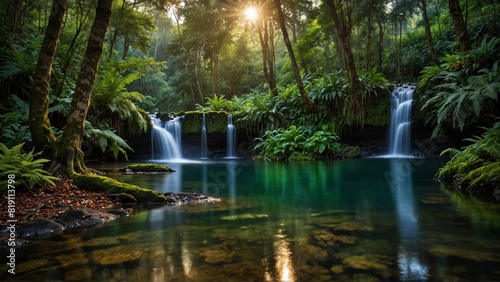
[388,86,414,156]
[151,116,182,160]
[200,114,208,159]
[226,114,237,158]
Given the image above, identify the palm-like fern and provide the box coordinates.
[439,121,500,191]
[83,122,134,160]
[422,60,500,137]
[0,143,59,191]
[91,70,149,137]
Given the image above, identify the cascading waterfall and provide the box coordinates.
[150,116,182,160]
[388,86,414,156]
[165,115,182,153]
[226,114,237,158]
[200,114,208,159]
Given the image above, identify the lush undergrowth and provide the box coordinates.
[438,121,500,193]
[418,37,500,194]
[0,143,59,193]
[253,125,341,160]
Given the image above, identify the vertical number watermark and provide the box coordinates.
[6,173,17,275]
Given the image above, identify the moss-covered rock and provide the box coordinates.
[341,145,362,158]
[118,164,175,173]
[342,255,389,272]
[162,110,230,134]
[71,173,166,203]
[91,245,144,265]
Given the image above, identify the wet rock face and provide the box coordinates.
[17,218,66,238]
[54,208,118,228]
[15,208,125,239]
[164,192,220,204]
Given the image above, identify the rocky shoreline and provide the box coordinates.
[1,175,219,249]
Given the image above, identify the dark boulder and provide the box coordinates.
[54,208,118,228]
[17,218,65,238]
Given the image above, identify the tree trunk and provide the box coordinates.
[448,0,472,52]
[377,20,384,72]
[29,0,67,153]
[274,0,314,110]
[324,0,360,93]
[52,0,113,175]
[365,9,372,71]
[257,19,277,96]
[420,0,439,65]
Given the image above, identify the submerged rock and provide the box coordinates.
[91,245,143,265]
[342,255,388,272]
[221,213,269,221]
[64,267,93,281]
[56,253,89,267]
[331,264,344,274]
[329,221,375,232]
[428,246,500,262]
[311,229,357,245]
[199,248,235,264]
[15,258,50,274]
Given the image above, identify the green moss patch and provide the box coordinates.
[118,164,175,173]
[72,173,166,203]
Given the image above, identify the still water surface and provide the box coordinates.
[3,158,500,281]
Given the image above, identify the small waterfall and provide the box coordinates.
[165,115,182,153]
[150,116,182,160]
[200,114,208,159]
[388,86,414,156]
[226,114,237,158]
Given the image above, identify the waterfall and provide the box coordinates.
[165,115,182,153]
[226,114,237,158]
[150,116,182,160]
[201,114,208,159]
[388,86,414,156]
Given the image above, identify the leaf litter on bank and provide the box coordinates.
[1,174,114,226]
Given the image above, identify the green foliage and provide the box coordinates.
[0,143,59,192]
[438,121,500,192]
[421,60,500,137]
[0,95,32,147]
[0,36,40,80]
[419,37,500,137]
[308,71,348,104]
[235,90,285,136]
[254,125,341,160]
[91,59,153,138]
[199,95,237,112]
[83,122,134,160]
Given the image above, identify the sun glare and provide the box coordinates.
[244,6,258,21]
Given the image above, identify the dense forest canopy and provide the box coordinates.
[0,0,499,190]
[2,0,497,110]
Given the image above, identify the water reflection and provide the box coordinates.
[7,159,500,281]
[388,159,429,280]
[273,229,296,281]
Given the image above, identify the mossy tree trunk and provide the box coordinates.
[29,0,67,153]
[51,0,113,175]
